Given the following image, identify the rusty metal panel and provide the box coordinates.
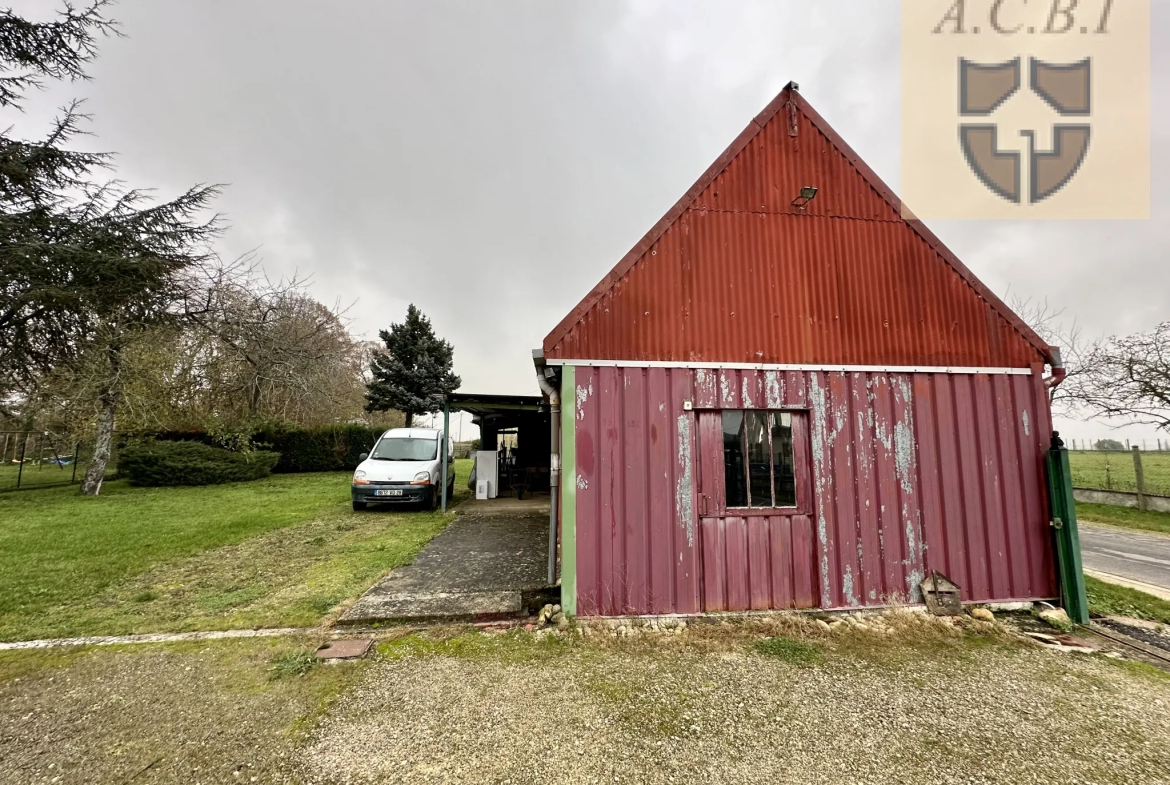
[646,366,674,614]
[574,365,600,616]
[571,366,1057,616]
[698,513,818,613]
[545,89,1049,370]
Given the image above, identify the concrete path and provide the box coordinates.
[1080,522,1170,599]
[0,627,311,651]
[340,497,553,623]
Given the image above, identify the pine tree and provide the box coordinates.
[365,305,460,426]
[0,2,223,494]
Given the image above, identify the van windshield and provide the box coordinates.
[370,437,437,461]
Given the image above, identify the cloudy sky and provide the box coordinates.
[12,1,1168,444]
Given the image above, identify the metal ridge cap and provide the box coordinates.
[542,359,1035,375]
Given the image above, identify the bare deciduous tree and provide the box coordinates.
[187,262,367,428]
[1075,322,1170,433]
[1008,295,1099,411]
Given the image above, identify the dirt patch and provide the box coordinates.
[0,637,363,784]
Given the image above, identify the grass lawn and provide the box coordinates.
[1069,450,1170,496]
[1076,502,1170,536]
[1071,500,1170,538]
[0,459,472,641]
[1085,575,1170,625]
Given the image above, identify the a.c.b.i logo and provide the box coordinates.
[902,0,1148,220]
[959,56,1090,204]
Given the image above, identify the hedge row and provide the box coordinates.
[119,440,280,487]
[255,424,385,473]
[122,425,387,474]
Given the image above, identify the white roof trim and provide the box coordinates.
[543,359,1035,376]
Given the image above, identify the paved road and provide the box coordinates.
[1079,522,1170,595]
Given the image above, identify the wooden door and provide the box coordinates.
[695,409,818,611]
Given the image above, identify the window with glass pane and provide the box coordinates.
[722,411,747,507]
[771,412,795,506]
[745,411,772,506]
[720,410,797,509]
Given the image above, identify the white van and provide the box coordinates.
[350,427,455,511]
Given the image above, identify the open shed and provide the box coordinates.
[442,393,551,503]
[538,83,1066,618]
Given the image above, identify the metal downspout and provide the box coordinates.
[534,353,561,587]
[1044,346,1067,389]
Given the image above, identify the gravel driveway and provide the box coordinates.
[298,624,1170,785]
[3,619,1170,785]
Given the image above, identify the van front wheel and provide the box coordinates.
[352,501,367,511]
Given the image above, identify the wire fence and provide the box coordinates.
[1065,438,1170,453]
[0,432,89,491]
[1068,448,1170,498]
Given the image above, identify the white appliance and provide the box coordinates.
[475,450,498,499]
[475,479,490,500]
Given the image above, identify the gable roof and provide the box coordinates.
[542,84,1054,369]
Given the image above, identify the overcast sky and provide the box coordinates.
[11,1,1168,444]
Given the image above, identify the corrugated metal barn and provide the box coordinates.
[539,83,1064,618]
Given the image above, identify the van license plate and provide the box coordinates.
[374,489,403,497]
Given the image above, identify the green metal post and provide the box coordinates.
[1045,437,1089,624]
[440,402,450,513]
[559,366,577,617]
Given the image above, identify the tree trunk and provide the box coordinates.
[81,348,123,496]
[249,375,262,417]
[404,411,413,427]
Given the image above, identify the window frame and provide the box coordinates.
[698,407,812,517]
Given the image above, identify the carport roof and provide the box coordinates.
[445,393,545,417]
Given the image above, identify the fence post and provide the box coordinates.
[16,434,26,488]
[1132,446,1146,511]
[71,443,80,484]
[1045,432,1090,625]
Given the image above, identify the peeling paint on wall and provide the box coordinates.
[808,373,832,606]
[905,508,925,603]
[764,371,782,408]
[1022,409,1030,436]
[577,474,588,490]
[894,421,915,494]
[842,565,857,606]
[676,414,694,547]
[575,380,593,421]
[719,371,734,407]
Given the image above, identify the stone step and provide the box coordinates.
[338,589,524,624]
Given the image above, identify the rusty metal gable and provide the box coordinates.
[690,106,899,221]
[543,86,1051,368]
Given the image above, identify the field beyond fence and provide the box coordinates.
[1069,450,1170,498]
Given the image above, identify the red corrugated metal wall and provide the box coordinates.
[545,94,1046,369]
[571,365,1057,616]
